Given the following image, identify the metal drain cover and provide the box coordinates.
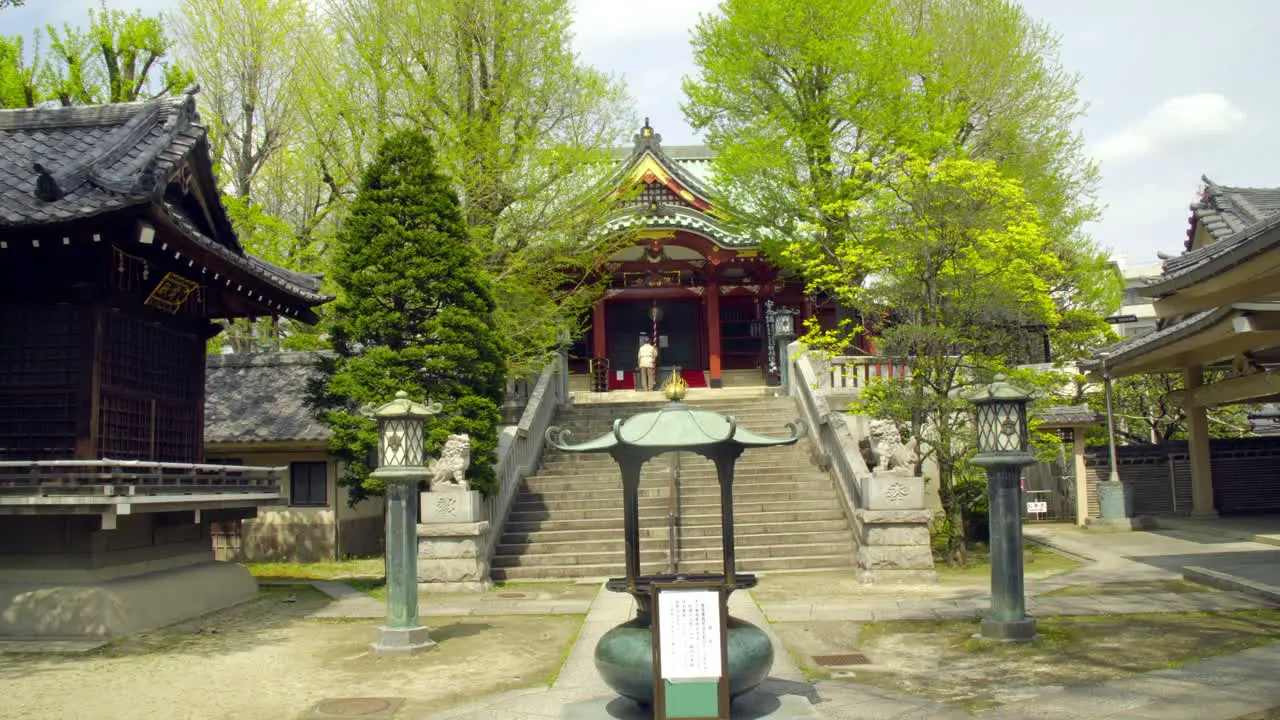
[812,653,870,667]
[305,697,403,719]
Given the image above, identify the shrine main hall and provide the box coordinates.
[567,123,850,390]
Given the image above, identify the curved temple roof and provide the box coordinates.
[545,400,802,455]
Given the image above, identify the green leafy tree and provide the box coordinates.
[1,7,192,108]
[175,0,343,356]
[1085,371,1254,446]
[308,129,506,502]
[44,8,194,105]
[0,35,40,107]
[322,0,634,371]
[685,0,1121,565]
[847,155,1073,566]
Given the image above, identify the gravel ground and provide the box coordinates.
[0,586,583,720]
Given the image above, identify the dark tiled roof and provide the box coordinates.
[1145,211,1280,298]
[0,91,330,318]
[0,94,205,228]
[1035,405,1102,428]
[1182,176,1280,253]
[163,201,327,303]
[205,351,333,444]
[1086,307,1227,372]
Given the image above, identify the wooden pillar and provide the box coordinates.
[1184,365,1218,518]
[76,307,104,460]
[707,284,722,388]
[1073,427,1088,527]
[592,297,607,361]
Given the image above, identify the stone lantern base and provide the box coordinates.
[979,617,1038,642]
[371,625,437,655]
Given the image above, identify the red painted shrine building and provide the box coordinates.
[572,123,840,389]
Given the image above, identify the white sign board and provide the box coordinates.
[1026,501,1048,514]
[657,589,723,680]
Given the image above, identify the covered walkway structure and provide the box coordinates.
[1093,178,1280,517]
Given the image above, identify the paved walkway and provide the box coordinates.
[308,523,1280,720]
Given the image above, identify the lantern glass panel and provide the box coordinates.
[380,416,425,467]
[776,314,793,335]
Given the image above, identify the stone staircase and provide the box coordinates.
[491,394,856,580]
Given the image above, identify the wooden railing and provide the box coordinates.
[480,361,562,563]
[826,355,912,392]
[0,459,281,495]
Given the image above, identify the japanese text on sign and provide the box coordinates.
[658,589,722,680]
[1026,501,1048,514]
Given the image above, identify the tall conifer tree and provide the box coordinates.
[309,129,506,500]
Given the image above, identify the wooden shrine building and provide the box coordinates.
[1090,177,1280,517]
[0,90,328,641]
[570,123,848,389]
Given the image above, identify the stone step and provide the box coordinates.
[535,455,806,472]
[499,518,851,545]
[496,529,852,557]
[503,506,847,530]
[510,494,841,514]
[491,554,854,580]
[491,541,854,568]
[513,486,838,507]
[548,422,802,436]
[521,474,834,492]
[558,399,796,412]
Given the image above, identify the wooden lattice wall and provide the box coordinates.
[0,305,86,460]
[0,303,204,463]
[98,311,204,462]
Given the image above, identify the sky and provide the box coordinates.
[7,0,1279,269]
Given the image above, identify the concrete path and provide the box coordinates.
[761,590,1269,623]
[264,580,596,620]
[1027,523,1280,594]
[302,523,1280,719]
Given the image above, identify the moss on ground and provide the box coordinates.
[774,610,1280,710]
[243,556,384,580]
[1039,579,1219,597]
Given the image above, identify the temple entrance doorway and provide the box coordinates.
[606,298,701,373]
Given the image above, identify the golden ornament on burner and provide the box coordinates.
[661,368,687,402]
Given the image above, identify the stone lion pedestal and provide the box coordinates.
[417,434,492,592]
[855,472,938,584]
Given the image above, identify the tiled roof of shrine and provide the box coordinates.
[205,352,333,444]
[0,89,328,317]
[604,123,755,248]
[1035,405,1102,428]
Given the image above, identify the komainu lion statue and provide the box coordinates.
[864,419,920,474]
[429,434,471,489]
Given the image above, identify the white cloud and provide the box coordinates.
[1093,93,1247,164]
[571,0,719,50]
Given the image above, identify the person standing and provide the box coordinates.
[637,335,658,391]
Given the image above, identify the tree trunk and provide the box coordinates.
[937,464,967,568]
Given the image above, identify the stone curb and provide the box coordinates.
[1183,566,1280,605]
[1023,532,1097,564]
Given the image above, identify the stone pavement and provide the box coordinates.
[1026,523,1280,594]
[310,523,1280,720]
[264,580,596,620]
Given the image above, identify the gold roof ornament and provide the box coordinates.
[661,368,688,402]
